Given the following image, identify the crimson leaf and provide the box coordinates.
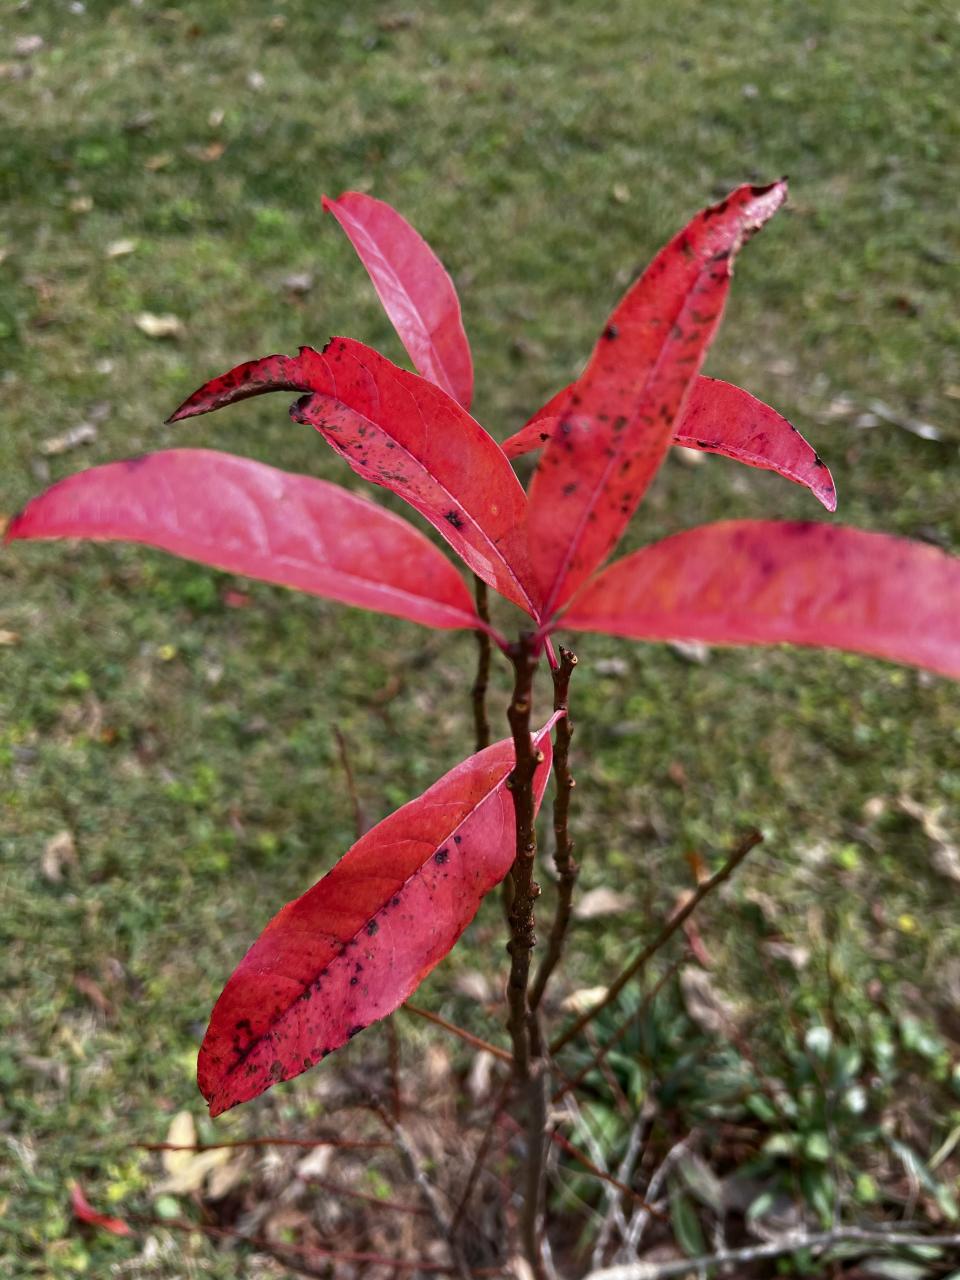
[504,376,836,512]
[323,190,474,409]
[6,449,480,632]
[199,720,558,1115]
[168,340,540,617]
[559,520,960,679]
[70,1184,132,1237]
[526,181,788,617]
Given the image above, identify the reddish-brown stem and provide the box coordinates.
[552,959,682,1103]
[302,1176,429,1217]
[504,633,541,1081]
[530,645,578,1011]
[472,574,492,751]
[402,1000,512,1063]
[550,828,763,1054]
[499,1113,664,1219]
[136,1136,390,1153]
[452,1076,514,1232]
[504,632,550,1280]
[334,725,366,839]
[128,1213,494,1274]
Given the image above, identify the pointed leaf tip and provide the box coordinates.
[7,449,480,631]
[199,724,555,1115]
[506,375,836,512]
[324,189,474,409]
[527,180,788,617]
[165,341,538,616]
[561,520,960,680]
[70,1183,132,1237]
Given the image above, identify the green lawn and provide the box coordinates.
[2,1,959,1275]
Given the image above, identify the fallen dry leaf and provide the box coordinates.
[673,444,707,467]
[39,423,98,456]
[899,796,960,884]
[574,886,634,920]
[560,986,608,1014]
[14,35,45,57]
[281,271,314,294]
[0,629,20,647]
[669,640,711,664]
[42,830,78,882]
[135,312,183,339]
[73,973,114,1018]
[680,965,739,1036]
[154,1109,235,1196]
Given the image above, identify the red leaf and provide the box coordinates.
[199,721,558,1115]
[168,341,540,617]
[503,376,836,513]
[6,449,479,632]
[323,191,474,409]
[526,181,788,617]
[560,520,960,680]
[70,1183,132,1236]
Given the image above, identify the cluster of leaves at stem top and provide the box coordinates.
[8,182,960,1115]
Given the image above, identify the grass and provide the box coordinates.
[1,0,958,1274]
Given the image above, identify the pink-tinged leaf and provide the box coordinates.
[526,181,788,617]
[199,721,558,1116]
[503,376,836,513]
[560,520,960,680]
[169,340,539,616]
[70,1183,132,1237]
[323,191,474,409]
[6,449,480,632]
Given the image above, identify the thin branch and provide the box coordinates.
[129,1213,472,1275]
[620,1136,690,1257]
[585,1225,960,1280]
[452,1076,514,1233]
[530,645,578,1011]
[135,1136,391,1153]
[370,1096,473,1280]
[553,961,682,1103]
[504,632,549,1280]
[504,632,541,1081]
[551,829,762,1054]
[591,1112,650,1270]
[301,1176,429,1217]
[546,1128,665,1219]
[472,575,492,751]
[402,1001,512,1064]
[523,1056,551,1274]
[333,726,366,840]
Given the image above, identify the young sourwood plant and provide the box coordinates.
[9,182,960,1268]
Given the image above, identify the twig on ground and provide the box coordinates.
[333,726,366,840]
[370,1095,474,1280]
[590,1110,651,1271]
[472,576,492,751]
[129,1213,490,1275]
[505,633,542,1081]
[562,1091,632,1258]
[452,1076,515,1233]
[504,633,550,1280]
[586,1226,960,1280]
[551,829,762,1053]
[530,645,578,1011]
[554,960,682,1103]
[620,1136,691,1258]
[301,1175,429,1217]
[402,1001,512,1064]
[135,1136,390,1153]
